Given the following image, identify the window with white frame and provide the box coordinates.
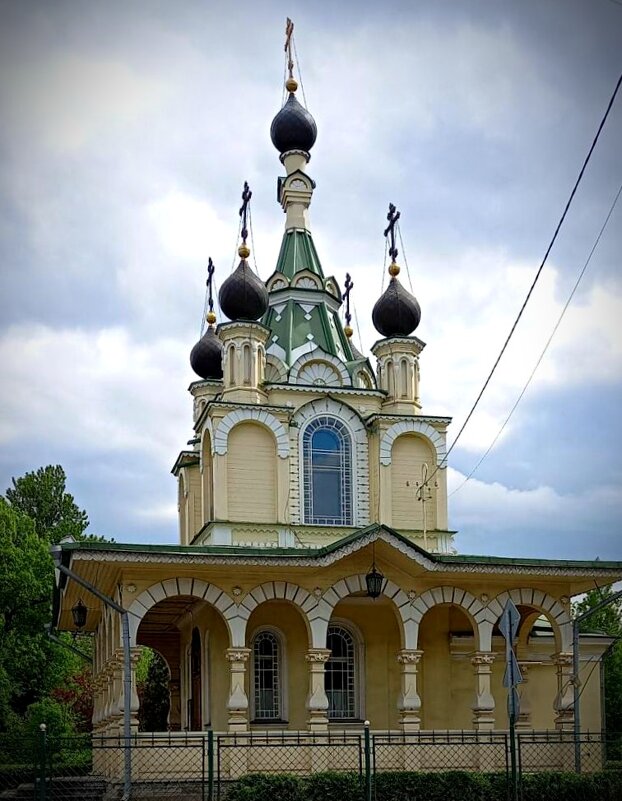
[252,630,282,720]
[302,417,353,525]
[325,624,358,719]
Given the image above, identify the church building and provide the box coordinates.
[52,28,622,748]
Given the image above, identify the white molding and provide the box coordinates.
[213,408,289,459]
[320,573,416,650]
[290,349,350,386]
[127,578,241,646]
[379,420,447,466]
[487,588,572,652]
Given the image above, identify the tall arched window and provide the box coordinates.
[302,417,352,525]
[252,630,282,721]
[325,624,358,719]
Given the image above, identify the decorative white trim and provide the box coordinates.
[213,408,289,459]
[127,578,247,647]
[292,398,369,527]
[410,586,488,650]
[486,588,572,652]
[265,355,288,384]
[292,269,321,290]
[320,573,417,650]
[379,420,447,466]
[290,348,350,386]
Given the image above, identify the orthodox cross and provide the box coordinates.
[206,257,215,315]
[239,181,252,245]
[285,17,294,79]
[384,202,401,263]
[342,272,354,330]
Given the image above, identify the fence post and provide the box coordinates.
[207,729,214,801]
[364,721,372,801]
[37,723,47,801]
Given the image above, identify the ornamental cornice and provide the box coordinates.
[264,383,384,397]
[70,544,622,580]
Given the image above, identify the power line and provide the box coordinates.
[433,70,622,481]
[450,179,622,495]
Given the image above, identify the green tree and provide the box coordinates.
[575,586,622,744]
[0,498,81,727]
[5,465,89,543]
[139,651,171,732]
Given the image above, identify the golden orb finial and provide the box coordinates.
[344,325,353,339]
[238,244,250,259]
[285,77,298,92]
[206,310,216,325]
[388,262,400,277]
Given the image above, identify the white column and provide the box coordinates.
[552,652,574,731]
[397,650,423,732]
[471,651,496,731]
[305,649,331,733]
[226,648,251,732]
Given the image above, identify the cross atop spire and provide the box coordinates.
[285,18,294,81]
[205,257,216,324]
[342,272,354,338]
[384,203,401,264]
[239,181,252,246]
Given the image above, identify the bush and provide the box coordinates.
[224,769,622,801]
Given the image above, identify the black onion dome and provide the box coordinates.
[372,277,421,338]
[190,326,223,380]
[219,259,269,321]
[270,92,317,154]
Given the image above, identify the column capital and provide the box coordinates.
[471,651,495,666]
[552,652,573,667]
[225,648,251,663]
[397,649,423,665]
[305,649,331,664]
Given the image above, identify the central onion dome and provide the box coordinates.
[190,316,223,380]
[219,246,269,321]
[270,89,317,154]
[372,265,421,338]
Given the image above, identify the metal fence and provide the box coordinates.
[0,728,620,801]
[373,730,509,775]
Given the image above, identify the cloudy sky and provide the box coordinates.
[1,0,621,561]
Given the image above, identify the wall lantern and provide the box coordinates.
[71,598,88,630]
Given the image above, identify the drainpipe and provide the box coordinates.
[44,623,92,662]
[50,545,132,801]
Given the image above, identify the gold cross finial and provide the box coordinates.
[284,18,298,91]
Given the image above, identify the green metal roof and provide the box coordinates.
[263,229,354,367]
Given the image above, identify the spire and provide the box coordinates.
[270,19,317,157]
[218,182,269,322]
[190,258,223,380]
[372,204,421,338]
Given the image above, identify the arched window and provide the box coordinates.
[302,417,352,525]
[252,630,282,721]
[325,624,358,720]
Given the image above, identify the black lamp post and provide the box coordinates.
[71,598,88,630]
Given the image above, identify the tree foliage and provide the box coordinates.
[0,466,97,732]
[138,650,170,732]
[575,586,622,741]
[5,465,89,543]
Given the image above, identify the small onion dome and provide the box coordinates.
[372,276,421,338]
[218,257,269,321]
[190,325,223,380]
[270,92,317,154]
